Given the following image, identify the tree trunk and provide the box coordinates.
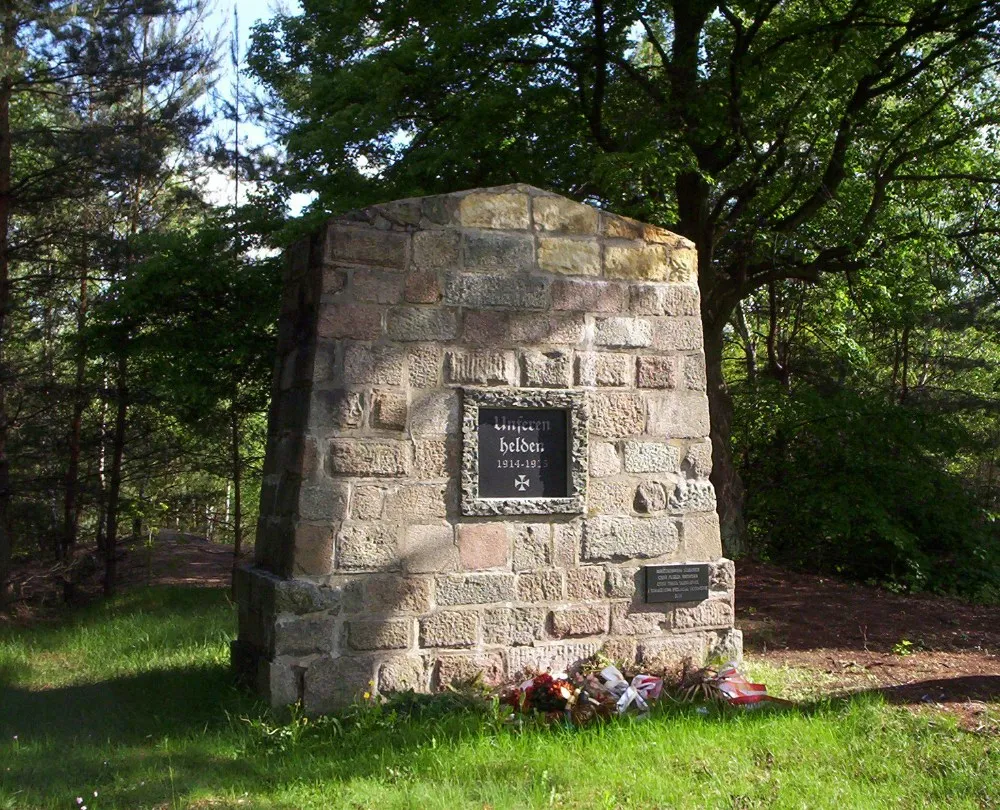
[131,479,144,545]
[102,18,150,596]
[899,322,911,404]
[676,163,748,558]
[766,282,790,388]
[94,371,109,553]
[230,10,244,589]
[103,353,127,596]
[704,323,747,558]
[230,406,242,592]
[0,6,14,603]
[733,300,758,381]
[62,271,87,561]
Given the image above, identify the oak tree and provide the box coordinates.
[249,0,1000,552]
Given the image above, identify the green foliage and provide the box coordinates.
[726,213,1000,599]
[5,0,1000,603]
[248,0,1000,291]
[81,212,280,544]
[242,688,499,757]
[241,701,340,755]
[735,378,999,599]
[0,2,228,588]
[92,214,281,421]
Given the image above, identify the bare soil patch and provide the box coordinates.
[737,560,1000,726]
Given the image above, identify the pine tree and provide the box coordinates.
[0,1,215,599]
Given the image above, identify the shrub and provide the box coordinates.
[735,380,1000,600]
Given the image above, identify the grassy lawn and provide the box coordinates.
[1,588,997,809]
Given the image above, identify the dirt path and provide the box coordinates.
[4,537,238,611]
[118,536,237,589]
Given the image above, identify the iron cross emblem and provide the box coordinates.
[514,475,530,492]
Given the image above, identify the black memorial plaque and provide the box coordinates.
[477,408,569,498]
[644,564,710,603]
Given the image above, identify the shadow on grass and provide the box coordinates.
[0,586,266,808]
[5,644,992,748]
[0,683,792,809]
[0,660,27,687]
[0,663,252,743]
[0,588,234,658]
[0,586,246,744]
[849,675,1000,705]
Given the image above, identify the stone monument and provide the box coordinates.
[232,184,740,712]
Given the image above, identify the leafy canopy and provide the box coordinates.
[249,0,1000,318]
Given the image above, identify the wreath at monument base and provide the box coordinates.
[497,660,787,726]
[501,666,665,726]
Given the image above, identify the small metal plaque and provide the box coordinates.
[477,408,569,498]
[644,564,710,603]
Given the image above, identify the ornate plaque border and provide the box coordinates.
[461,387,588,516]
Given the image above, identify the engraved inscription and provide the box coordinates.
[478,408,569,498]
[644,564,709,603]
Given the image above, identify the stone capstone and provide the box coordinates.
[458,192,530,230]
[533,196,599,234]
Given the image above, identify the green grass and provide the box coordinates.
[1,588,997,809]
